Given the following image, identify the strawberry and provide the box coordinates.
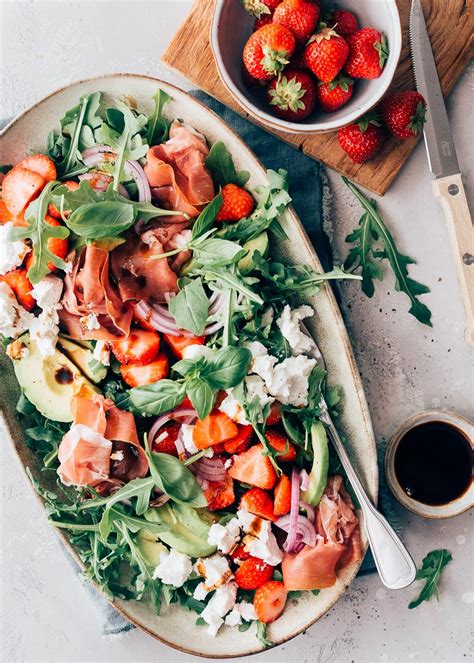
[316,75,354,112]
[240,488,277,521]
[112,329,160,365]
[346,28,388,79]
[267,69,316,121]
[254,580,288,623]
[193,410,239,450]
[230,542,251,561]
[253,15,273,31]
[303,28,349,83]
[241,0,281,19]
[2,167,45,216]
[379,91,426,139]
[223,424,254,454]
[204,475,235,511]
[48,180,79,219]
[266,401,282,426]
[0,269,35,311]
[235,556,274,590]
[152,421,180,456]
[120,353,169,387]
[265,429,296,462]
[16,155,56,183]
[228,444,277,490]
[243,23,296,81]
[338,114,385,163]
[162,333,206,359]
[273,474,291,515]
[216,183,255,222]
[273,0,320,46]
[323,9,358,38]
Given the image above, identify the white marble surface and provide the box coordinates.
[0,2,472,662]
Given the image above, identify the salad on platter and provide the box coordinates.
[0,89,363,645]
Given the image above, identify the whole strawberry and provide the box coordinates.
[243,23,296,80]
[317,75,354,112]
[241,0,281,19]
[303,28,349,83]
[380,91,426,139]
[216,183,255,222]
[273,0,320,46]
[338,114,385,163]
[267,69,316,121]
[346,27,388,79]
[323,9,358,37]
[253,15,273,31]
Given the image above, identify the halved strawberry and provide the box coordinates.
[112,329,160,365]
[228,444,277,490]
[230,542,250,562]
[162,333,206,359]
[266,401,281,426]
[48,180,79,219]
[273,474,291,516]
[193,410,239,450]
[152,421,180,456]
[2,167,45,216]
[0,269,35,311]
[119,353,169,387]
[17,154,56,182]
[204,475,235,511]
[223,424,254,454]
[254,580,288,623]
[240,488,277,522]
[235,556,274,590]
[266,429,296,462]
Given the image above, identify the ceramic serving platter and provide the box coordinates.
[0,74,378,658]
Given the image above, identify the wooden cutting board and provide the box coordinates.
[162,0,473,195]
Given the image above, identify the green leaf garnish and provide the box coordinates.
[169,277,210,336]
[408,549,453,609]
[205,141,250,187]
[147,88,171,145]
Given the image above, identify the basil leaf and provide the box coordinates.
[147,88,171,145]
[186,377,214,420]
[192,192,223,240]
[205,141,250,187]
[409,549,453,609]
[192,237,246,266]
[148,452,207,507]
[202,346,252,389]
[169,278,210,335]
[172,357,204,377]
[66,200,136,238]
[130,379,186,416]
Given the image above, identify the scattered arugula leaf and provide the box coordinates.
[205,141,250,187]
[408,549,453,609]
[16,394,68,467]
[147,89,171,145]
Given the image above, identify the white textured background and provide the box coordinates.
[0,2,473,662]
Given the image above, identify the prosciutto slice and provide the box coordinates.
[60,244,132,340]
[282,475,362,591]
[57,424,112,487]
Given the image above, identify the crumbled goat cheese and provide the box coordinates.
[80,313,100,331]
[181,344,214,361]
[0,223,30,276]
[276,304,315,355]
[244,375,274,410]
[0,282,34,338]
[6,339,29,360]
[207,518,241,554]
[218,390,249,425]
[225,600,257,626]
[194,554,233,598]
[181,423,198,454]
[237,509,283,566]
[260,307,274,330]
[93,340,110,366]
[31,275,63,309]
[29,304,62,357]
[245,340,268,359]
[152,549,192,588]
[200,581,237,637]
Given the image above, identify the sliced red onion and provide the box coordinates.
[284,468,301,553]
[300,469,310,492]
[195,475,210,491]
[148,407,197,448]
[78,172,129,199]
[275,513,317,549]
[299,500,315,524]
[174,428,187,457]
[81,146,151,202]
[135,299,224,337]
[195,456,227,483]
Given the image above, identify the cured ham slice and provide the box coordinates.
[60,244,132,340]
[57,424,112,487]
[282,475,362,591]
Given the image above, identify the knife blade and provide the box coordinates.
[409,0,460,178]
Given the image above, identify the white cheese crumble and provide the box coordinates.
[93,340,110,366]
[207,518,241,554]
[180,423,198,454]
[0,223,29,276]
[0,282,34,338]
[181,344,214,361]
[80,313,100,331]
[152,549,192,588]
[218,390,249,425]
[29,276,64,356]
[237,509,283,566]
[276,304,315,355]
[200,581,238,637]
[244,375,274,410]
[225,600,257,626]
[194,554,233,598]
[31,275,63,309]
[6,339,29,360]
[260,306,274,330]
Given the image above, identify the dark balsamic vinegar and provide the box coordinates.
[394,421,473,506]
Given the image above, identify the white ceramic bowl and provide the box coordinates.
[210,0,402,134]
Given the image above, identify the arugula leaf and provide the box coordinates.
[78,477,156,516]
[130,379,186,416]
[256,621,273,648]
[169,278,210,335]
[408,549,453,609]
[191,237,246,266]
[205,141,250,187]
[202,268,263,304]
[191,193,223,240]
[147,89,171,145]
[16,394,69,467]
[9,181,70,283]
[202,346,252,389]
[343,177,432,327]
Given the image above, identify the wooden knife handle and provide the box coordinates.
[432,174,474,346]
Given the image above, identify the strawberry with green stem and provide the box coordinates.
[317,74,354,112]
[267,69,316,121]
[273,0,320,46]
[337,113,385,163]
[241,0,281,19]
[303,27,349,83]
[380,91,426,139]
[346,27,389,79]
[243,23,296,81]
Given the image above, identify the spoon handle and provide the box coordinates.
[319,404,417,590]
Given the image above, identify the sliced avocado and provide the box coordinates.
[13,335,98,423]
[144,503,217,558]
[57,335,107,384]
[137,530,168,567]
[238,232,269,275]
[301,421,329,506]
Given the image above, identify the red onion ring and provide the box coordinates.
[195,475,210,491]
[135,299,225,337]
[195,456,227,483]
[275,513,317,549]
[81,146,151,202]
[299,500,315,524]
[300,469,310,492]
[148,408,197,448]
[78,172,129,199]
[284,468,301,553]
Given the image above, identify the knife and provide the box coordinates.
[409,0,474,345]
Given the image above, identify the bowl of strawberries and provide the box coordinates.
[210,0,402,133]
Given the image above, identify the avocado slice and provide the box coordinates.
[301,421,329,506]
[238,232,269,275]
[144,503,217,558]
[57,335,107,384]
[137,530,168,567]
[13,335,98,423]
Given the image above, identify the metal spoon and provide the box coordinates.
[302,324,417,590]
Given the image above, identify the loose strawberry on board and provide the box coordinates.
[273,0,320,46]
[16,154,57,182]
[216,183,255,222]
[120,353,169,387]
[243,23,296,81]
[266,429,296,462]
[316,75,354,112]
[0,269,35,311]
[323,9,358,38]
[346,28,388,79]
[204,475,235,511]
[235,556,275,590]
[193,410,239,450]
[240,487,277,521]
[303,28,349,83]
[111,328,160,365]
[254,580,288,623]
[380,91,426,139]
[48,180,79,219]
[151,421,180,456]
[267,69,316,121]
[228,444,277,490]
[2,167,45,217]
[223,424,254,454]
[241,0,281,19]
[273,474,291,515]
[338,114,385,163]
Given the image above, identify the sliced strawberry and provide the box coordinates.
[223,424,254,454]
[48,180,79,219]
[228,444,277,490]
[230,542,251,562]
[193,410,239,450]
[17,155,56,182]
[266,401,281,426]
[254,580,288,623]
[119,353,169,387]
[235,556,274,590]
[162,333,206,359]
[240,488,277,522]
[273,474,291,516]
[112,329,160,365]
[2,167,45,216]
[204,475,235,511]
[152,421,180,456]
[0,269,35,311]
[266,429,296,462]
